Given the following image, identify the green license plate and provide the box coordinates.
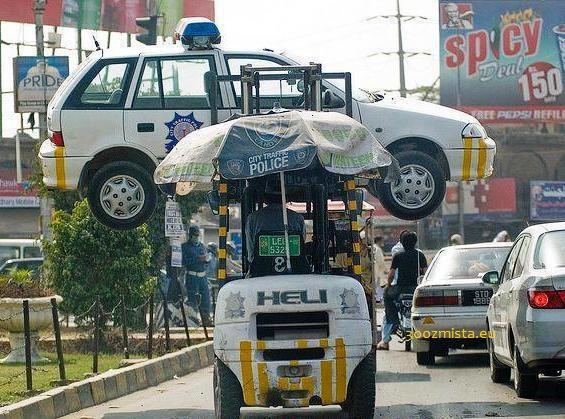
[259,235,301,257]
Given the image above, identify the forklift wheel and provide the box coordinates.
[341,351,376,419]
[214,357,244,419]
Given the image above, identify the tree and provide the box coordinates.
[43,199,153,320]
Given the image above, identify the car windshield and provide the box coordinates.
[426,247,511,281]
[535,230,565,268]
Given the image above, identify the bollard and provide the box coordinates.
[92,297,100,374]
[147,295,154,359]
[163,294,171,352]
[51,298,66,381]
[22,300,32,391]
[179,298,192,347]
[121,296,129,359]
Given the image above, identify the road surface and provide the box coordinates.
[65,321,565,418]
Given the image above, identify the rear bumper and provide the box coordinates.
[444,137,496,181]
[39,140,89,190]
[215,337,371,407]
[518,319,565,366]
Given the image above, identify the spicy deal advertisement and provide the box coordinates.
[439,0,564,123]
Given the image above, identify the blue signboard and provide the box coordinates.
[531,181,565,220]
[13,56,69,113]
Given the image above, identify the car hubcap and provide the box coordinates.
[100,175,145,220]
[390,164,435,209]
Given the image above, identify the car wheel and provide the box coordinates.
[488,336,510,383]
[214,357,244,419]
[513,345,538,398]
[341,351,376,419]
[87,161,157,230]
[416,349,435,365]
[370,150,446,220]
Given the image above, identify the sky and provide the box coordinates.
[0,0,439,138]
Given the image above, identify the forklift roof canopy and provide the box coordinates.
[153,110,394,188]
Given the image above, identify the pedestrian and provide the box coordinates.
[359,231,374,315]
[493,230,511,242]
[206,242,218,280]
[372,236,386,303]
[182,225,212,326]
[377,231,427,350]
[450,234,463,246]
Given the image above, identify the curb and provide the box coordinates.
[0,341,214,419]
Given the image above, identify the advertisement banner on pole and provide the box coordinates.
[439,1,565,123]
[170,238,183,267]
[530,180,565,220]
[0,169,39,208]
[13,56,69,113]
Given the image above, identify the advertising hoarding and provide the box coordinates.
[530,180,565,220]
[439,1,564,123]
[13,56,69,113]
[0,169,39,208]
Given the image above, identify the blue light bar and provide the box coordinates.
[174,17,221,49]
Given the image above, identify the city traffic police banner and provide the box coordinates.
[439,0,564,123]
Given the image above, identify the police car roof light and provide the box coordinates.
[174,17,221,50]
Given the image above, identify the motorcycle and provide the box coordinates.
[396,293,414,351]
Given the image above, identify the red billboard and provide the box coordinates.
[0,169,39,208]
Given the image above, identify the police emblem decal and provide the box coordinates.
[339,288,360,314]
[225,292,245,319]
[164,112,204,153]
[227,159,245,176]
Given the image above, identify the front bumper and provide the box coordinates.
[444,137,496,181]
[39,140,89,190]
[215,335,371,407]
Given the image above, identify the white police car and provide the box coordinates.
[40,18,496,229]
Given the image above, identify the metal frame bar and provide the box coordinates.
[217,179,229,281]
[344,178,362,276]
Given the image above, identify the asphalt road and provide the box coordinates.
[65,317,565,419]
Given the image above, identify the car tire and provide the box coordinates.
[370,150,446,220]
[342,351,376,419]
[513,345,538,398]
[87,161,157,230]
[214,357,244,419]
[488,337,510,383]
[416,349,435,366]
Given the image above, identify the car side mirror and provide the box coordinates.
[417,275,424,285]
[482,270,500,285]
[323,89,345,108]
[207,190,220,215]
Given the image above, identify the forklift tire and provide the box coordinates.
[87,161,157,230]
[342,351,376,419]
[370,150,446,220]
[416,350,435,366]
[214,357,244,419]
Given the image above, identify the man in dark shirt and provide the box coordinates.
[377,231,427,350]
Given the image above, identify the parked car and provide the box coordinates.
[412,242,512,365]
[0,239,42,265]
[0,257,44,276]
[39,18,495,230]
[485,222,565,398]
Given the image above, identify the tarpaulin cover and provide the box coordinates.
[154,110,394,185]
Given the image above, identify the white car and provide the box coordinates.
[412,242,512,365]
[485,222,565,398]
[39,18,496,229]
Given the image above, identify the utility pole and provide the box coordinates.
[34,0,52,240]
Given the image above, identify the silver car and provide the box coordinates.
[412,243,512,365]
[485,222,565,398]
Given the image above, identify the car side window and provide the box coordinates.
[133,56,221,110]
[512,236,531,279]
[65,59,135,109]
[500,237,523,283]
[23,247,41,258]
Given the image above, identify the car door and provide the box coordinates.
[492,236,523,360]
[505,234,531,347]
[124,50,232,159]
[223,53,350,114]
[61,58,137,157]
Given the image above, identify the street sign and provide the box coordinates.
[170,238,183,267]
[165,200,185,237]
[13,56,69,113]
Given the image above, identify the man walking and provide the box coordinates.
[371,236,386,303]
[182,225,212,325]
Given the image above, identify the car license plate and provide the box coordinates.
[462,289,492,306]
[258,235,301,257]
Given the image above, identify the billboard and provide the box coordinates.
[530,180,565,220]
[443,178,517,220]
[0,169,39,208]
[13,56,69,113]
[439,1,565,124]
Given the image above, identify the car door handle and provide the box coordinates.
[137,123,154,132]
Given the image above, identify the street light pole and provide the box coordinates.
[396,0,407,98]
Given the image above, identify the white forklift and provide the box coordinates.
[154,64,396,418]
